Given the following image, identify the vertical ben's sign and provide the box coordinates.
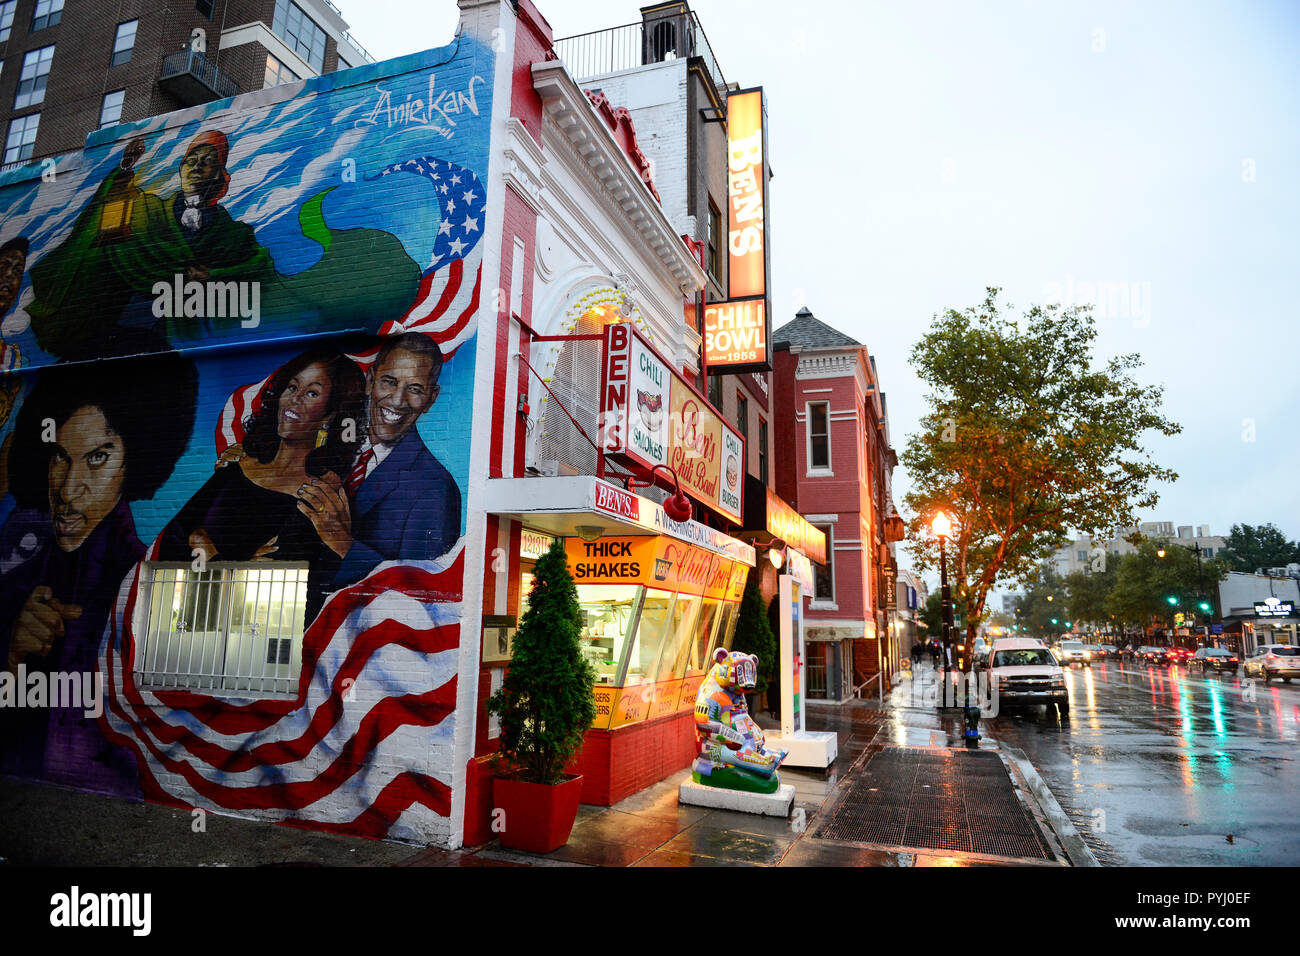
[705,87,771,375]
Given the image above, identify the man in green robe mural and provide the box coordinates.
[27,130,422,358]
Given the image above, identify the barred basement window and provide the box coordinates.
[135,563,308,696]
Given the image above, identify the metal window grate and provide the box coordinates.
[135,562,308,696]
[531,311,605,476]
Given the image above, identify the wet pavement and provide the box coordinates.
[986,659,1300,866]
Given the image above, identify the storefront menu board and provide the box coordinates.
[600,322,744,524]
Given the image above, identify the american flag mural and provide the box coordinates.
[215,155,485,455]
[98,545,466,841]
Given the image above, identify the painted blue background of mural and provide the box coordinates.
[0,25,496,842]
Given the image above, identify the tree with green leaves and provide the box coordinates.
[902,288,1180,659]
[1064,565,1116,631]
[1018,566,1070,639]
[1218,523,1300,573]
[731,574,776,702]
[486,539,596,785]
[1106,539,1229,633]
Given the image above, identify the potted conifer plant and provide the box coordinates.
[486,538,596,853]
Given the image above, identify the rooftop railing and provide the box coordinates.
[554,12,728,102]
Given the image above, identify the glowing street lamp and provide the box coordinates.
[932,512,957,709]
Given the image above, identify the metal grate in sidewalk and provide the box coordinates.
[811,747,1053,860]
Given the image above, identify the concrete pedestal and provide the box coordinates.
[763,730,837,769]
[678,780,796,817]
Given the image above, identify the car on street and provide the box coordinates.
[1057,640,1092,666]
[1243,644,1300,683]
[1133,646,1169,665]
[1190,647,1239,674]
[1093,644,1120,661]
[988,637,1070,716]
[1166,646,1194,666]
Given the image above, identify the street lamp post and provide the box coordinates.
[932,512,955,708]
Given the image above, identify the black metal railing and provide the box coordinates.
[553,12,727,100]
[159,48,239,102]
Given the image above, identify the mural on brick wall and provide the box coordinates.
[0,35,493,842]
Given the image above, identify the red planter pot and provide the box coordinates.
[492,773,584,853]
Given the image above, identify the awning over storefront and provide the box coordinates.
[485,476,756,566]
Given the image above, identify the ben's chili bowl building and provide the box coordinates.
[0,0,752,852]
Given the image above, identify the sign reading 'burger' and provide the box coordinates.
[600,322,745,525]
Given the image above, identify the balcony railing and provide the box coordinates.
[554,12,728,102]
[159,48,239,106]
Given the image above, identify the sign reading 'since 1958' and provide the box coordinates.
[600,322,744,525]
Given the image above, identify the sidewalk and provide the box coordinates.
[0,664,1082,867]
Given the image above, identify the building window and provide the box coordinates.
[111,20,138,67]
[99,89,125,128]
[708,371,722,412]
[135,563,308,695]
[706,199,721,281]
[808,401,830,471]
[813,525,834,601]
[736,393,748,448]
[758,417,768,485]
[273,0,327,72]
[0,2,15,43]
[30,0,62,31]
[264,53,301,89]
[4,112,40,166]
[196,0,215,18]
[1077,550,1087,562]
[15,45,54,110]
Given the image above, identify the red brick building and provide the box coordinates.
[772,308,904,701]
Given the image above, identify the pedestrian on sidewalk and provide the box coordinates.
[910,639,923,672]
[929,640,941,667]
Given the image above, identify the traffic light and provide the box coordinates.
[1166,595,1178,605]
[1051,618,1058,625]
[1198,601,1211,613]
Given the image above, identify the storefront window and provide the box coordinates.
[716,601,740,653]
[656,593,702,681]
[621,589,674,686]
[577,584,639,685]
[682,599,723,675]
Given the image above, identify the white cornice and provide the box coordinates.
[531,59,706,297]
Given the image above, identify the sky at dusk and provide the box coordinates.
[338,0,1300,588]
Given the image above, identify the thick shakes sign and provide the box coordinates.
[600,322,744,524]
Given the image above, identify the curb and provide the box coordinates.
[999,744,1100,867]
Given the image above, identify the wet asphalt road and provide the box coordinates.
[986,659,1300,866]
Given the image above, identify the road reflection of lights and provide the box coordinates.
[1272,688,1290,740]
[1082,665,1096,712]
[1208,682,1226,740]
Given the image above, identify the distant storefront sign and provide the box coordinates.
[1255,600,1295,618]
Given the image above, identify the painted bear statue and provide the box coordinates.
[692,649,787,793]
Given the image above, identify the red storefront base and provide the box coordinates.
[571,709,698,806]
[462,709,698,847]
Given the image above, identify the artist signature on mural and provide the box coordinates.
[355,74,486,137]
